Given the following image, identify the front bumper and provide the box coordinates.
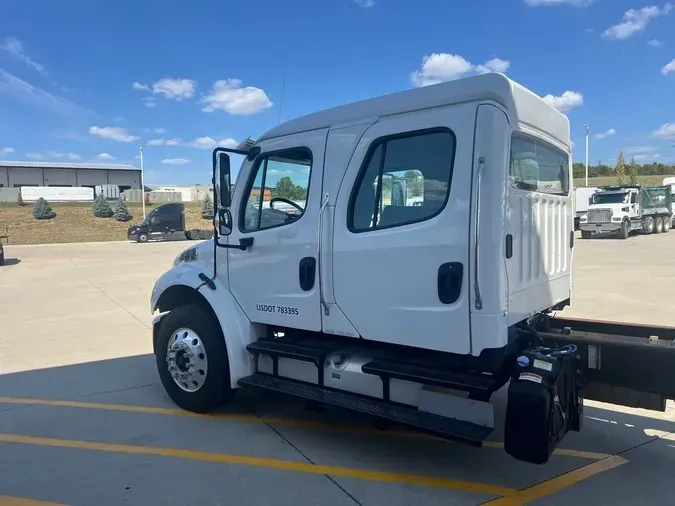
[127,228,139,240]
[580,222,621,233]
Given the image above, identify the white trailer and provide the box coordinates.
[573,186,598,229]
[149,73,675,465]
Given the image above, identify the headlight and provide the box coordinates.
[580,215,587,222]
[173,246,198,267]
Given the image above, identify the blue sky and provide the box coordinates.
[1,0,674,186]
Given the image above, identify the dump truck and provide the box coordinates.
[126,203,213,243]
[579,184,673,239]
[148,72,675,466]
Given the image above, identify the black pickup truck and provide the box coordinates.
[127,203,213,243]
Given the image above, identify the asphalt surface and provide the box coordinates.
[0,233,674,505]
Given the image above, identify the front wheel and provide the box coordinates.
[156,304,234,413]
[581,230,592,239]
[137,232,149,243]
[619,220,630,239]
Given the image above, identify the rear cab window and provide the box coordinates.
[509,132,570,196]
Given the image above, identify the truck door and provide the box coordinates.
[226,128,328,332]
[330,104,476,355]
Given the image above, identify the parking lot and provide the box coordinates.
[1,233,674,505]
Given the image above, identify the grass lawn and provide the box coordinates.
[0,201,212,245]
[574,175,673,188]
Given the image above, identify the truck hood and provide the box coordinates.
[586,203,628,212]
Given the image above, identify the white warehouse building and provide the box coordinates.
[0,160,143,192]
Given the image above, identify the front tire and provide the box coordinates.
[619,220,630,239]
[156,304,234,413]
[581,230,592,239]
[137,232,149,243]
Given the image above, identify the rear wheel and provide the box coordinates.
[663,218,671,233]
[655,217,664,234]
[643,216,655,234]
[156,304,234,413]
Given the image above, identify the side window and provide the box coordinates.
[509,133,569,196]
[240,147,312,232]
[349,128,455,232]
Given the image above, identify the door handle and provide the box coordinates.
[299,257,316,291]
[438,262,463,304]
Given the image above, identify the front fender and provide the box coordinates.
[151,264,256,388]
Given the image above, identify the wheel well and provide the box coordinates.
[154,285,222,354]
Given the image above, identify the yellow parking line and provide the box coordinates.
[0,496,67,505]
[0,396,611,460]
[0,433,516,497]
[482,454,628,505]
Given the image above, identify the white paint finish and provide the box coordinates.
[468,103,511,354]
[258,73,568,150]
[331,104,475,354]
[226,128,329,332]
[20,186,94,202]
[574,187,599,215]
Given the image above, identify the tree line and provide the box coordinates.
[573,156,675,182]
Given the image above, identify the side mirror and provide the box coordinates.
[220,151,232,208]
[218,208,232,236]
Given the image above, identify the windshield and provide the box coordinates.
[593,192,629,205]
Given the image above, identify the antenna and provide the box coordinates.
[277,52,288,125]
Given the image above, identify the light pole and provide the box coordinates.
[139,144,146,219]
[582,124,589,186]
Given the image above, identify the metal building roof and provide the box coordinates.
[0,160,140,171]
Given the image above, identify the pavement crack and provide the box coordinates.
[68,258,150,330]
[253,410,364,506]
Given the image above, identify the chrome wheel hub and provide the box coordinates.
[166,327,208,392]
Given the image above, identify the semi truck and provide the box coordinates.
[579,184,672,239]
[126,203,213,243]
[573,186,599,230]
[148,73,675,466]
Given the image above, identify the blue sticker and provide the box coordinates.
[516,355,530,367]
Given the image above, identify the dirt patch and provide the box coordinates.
[0,202,211,245]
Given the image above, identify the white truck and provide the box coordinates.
[149,73,675,465]
[579,184,673,239]
[573,186,598,230]
[664,176,675,226]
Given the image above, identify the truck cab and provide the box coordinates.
[127,203,188,243]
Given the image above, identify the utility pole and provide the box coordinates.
[139,145,146,219]
[582,124,589,186]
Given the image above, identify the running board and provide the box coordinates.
[238,374,493,447]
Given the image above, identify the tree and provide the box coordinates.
[272,176,307,201]
[628,156,639,185]
[404,170,424,197]
[202,193,214,219]
[32,197,55,220]
[113,197,133,222]
[92,193,113,218]
[615,151,626,185]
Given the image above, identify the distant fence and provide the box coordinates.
[123,190,182,203]
[0,188,20,202]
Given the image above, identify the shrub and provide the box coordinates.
[17,191,26,206]
[92,193,113,218]
[202,193,214,219]
[33,197,55,220]
[113,197,133,222]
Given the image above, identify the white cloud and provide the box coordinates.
[144,127,167,134]
[352,0,374,7]
[201,79,273,115]
[595,128,616,139]
[602,4,672,40]
[161,158,190,165]
[219,138,239,149]
[67,152,81,160]
[132,81,150,91]
[189,136,218,149]
[652,123,675,140]
[89,126,139,143]
[524,0,590,5]
[0,69,91,117]
[648,39,664,47]
[1,146,15,155]
[97,152,116,160]
[152,78,196,100]
[661,59,675,74]
[634,153,661,161]
[147,138,166,146]
[410,53,511,87]
[475,58,511,74]
[542,91,584,112]
[0,37,47,75]
[26,152,43,160]
[142,97,157,108]
[166,138,182,146]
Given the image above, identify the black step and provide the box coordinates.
[361,359,498,397]
[238,374,492,446]
[246,338,338,366]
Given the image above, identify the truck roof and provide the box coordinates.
[257,73,570,148]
